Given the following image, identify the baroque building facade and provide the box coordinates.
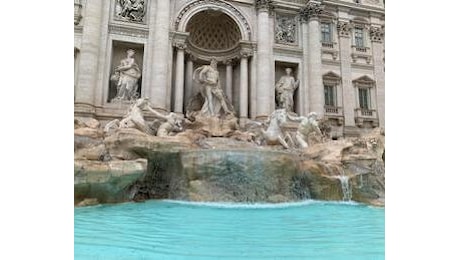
[74,0,385,138]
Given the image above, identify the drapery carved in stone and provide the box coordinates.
[275,15,297,44]
[370,26,384,42]
[299,1,324,22]
[337,21,352,37]
[115,0,146,23]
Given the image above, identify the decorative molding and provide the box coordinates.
[74,2,82,25]
[175,0,252,40]
[370,26,384,42]
[275,14,297,45]
[337,21,352,37]
[74,26,83,34]
[108,24,149,38]
[323,71,341,85]
[352,75,375,87]
[173,42,187,50]
[172,31,189,50]
[114,0,147,24]
[255,0,274,12]
[299,0,324,23]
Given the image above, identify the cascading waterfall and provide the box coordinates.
[334,167,352,201]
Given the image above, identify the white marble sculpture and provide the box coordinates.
[260,109,293,149]
[275,68,299,112]
[193,58,233,117]
[111,49,141,102]
[288,112,323,148]
[116,0,145,22]
[104,98,184,137]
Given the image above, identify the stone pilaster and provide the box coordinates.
[75,0,103,116]
[255,0,274,119]
[173,42,186,113]
[224,59,234,102]
[148,0,171,110]
[370,25,385,128]
[300,16,309,116]
[337,20,355,127]
[300,0,324,117]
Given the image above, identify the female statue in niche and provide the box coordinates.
[111,49,142,102]
[275,68,299,112]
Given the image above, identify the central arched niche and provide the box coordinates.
[185,10,242,53]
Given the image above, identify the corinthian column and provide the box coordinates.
[224,59,233,102]
[300,0,324,117]
[255,0,274,119]
[75,0,103,116]
[239,52,251,119]
[370,26,385,128]
[185,56,194,107]
[148,0,170,110]
[173,42,186,113]
[337,20,354,127]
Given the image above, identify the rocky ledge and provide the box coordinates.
[75,118,384,207]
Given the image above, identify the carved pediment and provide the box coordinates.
[323,71,341,85]
[352,75,375,87]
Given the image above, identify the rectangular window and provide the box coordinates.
[324,85,336,107]
[321,23,332,43]
[358,88,370,109]
[355,27,364,47]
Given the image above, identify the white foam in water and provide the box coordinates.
[161,199,360,208]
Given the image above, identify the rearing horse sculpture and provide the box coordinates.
[260,109,292,149]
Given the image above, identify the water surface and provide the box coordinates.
[75,200,384,259]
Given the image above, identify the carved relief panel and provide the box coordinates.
[275,14,297,45]
[114,0,147,24]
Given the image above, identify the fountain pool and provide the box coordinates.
[75,200,384,259]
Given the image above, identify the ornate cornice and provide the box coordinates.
[108,24,149,38]
[255,0,274,12]
[299,0,324,23]
[337,21,352,37]
[370,26,384,42]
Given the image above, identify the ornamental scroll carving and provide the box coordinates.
[370,26,384,42]
[299,1,324,22]
[337,21,352,37]
[74,0,82,25]
[275,15,297,44]
[115,0,146,23]
[255,0,274,11]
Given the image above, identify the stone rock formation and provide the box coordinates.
[75,112,385,206]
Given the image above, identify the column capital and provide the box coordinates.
[337,21,352,37]
[224,59,235,66]
[171,31,189,50]
[299,0,324,23]
[255,0,274,13]
[173,41,187,50]
[240,50,252,59]
[370,25,384,43]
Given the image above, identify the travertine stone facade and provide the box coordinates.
[74,0,385,137]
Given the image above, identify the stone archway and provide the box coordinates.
[172,0,254,118]
[175,0,252,41]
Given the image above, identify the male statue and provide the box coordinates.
[193,58,233,117]
[288,112,323,148]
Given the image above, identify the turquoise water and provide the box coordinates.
[75,200,384,259]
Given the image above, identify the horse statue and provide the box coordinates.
[259,109,293,149]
